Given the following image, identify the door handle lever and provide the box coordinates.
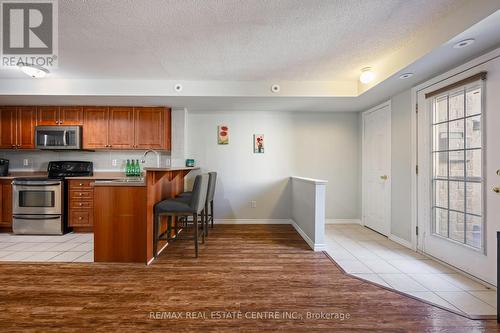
[493,186,500,194]
[380,175,388,180]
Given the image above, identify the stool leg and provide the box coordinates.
[210,200,214,228]
[201,212,205,244]
[194,213,199,258]
[205,202,209,237]
[173,215,177,238]
[153,213,159,258]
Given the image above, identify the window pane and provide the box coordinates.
[434,96,448,123]
[466,87,481,116]
[434,208,448,237]
[449,151,464,178]
[433,123,448,151]
[466,115,481,149]
[466,214,482,248]
[449,91,464,120]
[466,182,482,215]
[449,181,465,212]
[449,211,465,243]
[466,150,481,179]
[433,152,448,178]
[434,180,448,208]
[448,120,464,150]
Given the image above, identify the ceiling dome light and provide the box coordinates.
[359,67,375,84]
[18,63,49,78]
[453,39,475,49]
[399,73,414,79]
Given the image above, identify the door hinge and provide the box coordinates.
[416,226,419,236]
[416,165,419,175]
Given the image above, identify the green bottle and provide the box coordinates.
[126,159,131,176]
[136,159,141,177]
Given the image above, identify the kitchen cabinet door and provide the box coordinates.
[16,106,37,149]
[0,106,17,149]
[108,107,134,149]
[60,106,83,125]
[83,107,109,149]
[134,107,170,150]
[37,106,59,125]
[0,180,12,227]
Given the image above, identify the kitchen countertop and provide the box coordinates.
[0,172,48,180]
[143,167,199,171]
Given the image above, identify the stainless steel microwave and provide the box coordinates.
[35,126,82,150]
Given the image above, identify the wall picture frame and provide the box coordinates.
[218,125,229,144]
[254,134,264,153]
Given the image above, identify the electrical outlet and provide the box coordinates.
[250,201,257,208]
[23,159,30,167]
[111,159,118,167]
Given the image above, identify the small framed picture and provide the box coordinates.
[218,125,229,144]
[254,134,264,153]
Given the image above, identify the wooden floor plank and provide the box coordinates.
[0,224,497,332]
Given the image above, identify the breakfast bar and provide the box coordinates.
[92,167,199,264]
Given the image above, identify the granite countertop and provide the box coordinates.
[143,167,199,171]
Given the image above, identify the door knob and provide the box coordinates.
[380,175,388,180]
[497,169,500,176]
[493,186,500,194]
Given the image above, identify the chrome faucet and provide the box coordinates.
[141,149,161,168]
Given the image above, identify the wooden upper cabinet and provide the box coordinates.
[134,107,170,150]
[17,106,37,149]
[108,107,134,149]
[60,106,83,125]
[38,106,83,125]
[83,107,109,149]
[37,106,59,125]
[0,106,17,149]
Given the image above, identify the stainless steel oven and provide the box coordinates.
[12,178,64,234]
[35,126,82,150]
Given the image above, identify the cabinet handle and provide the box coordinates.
[79,183,83,186]
[79,193,83,196]
[78,217,83,220]
[79,203,83,206]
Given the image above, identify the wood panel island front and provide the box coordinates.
[92,167,198,264]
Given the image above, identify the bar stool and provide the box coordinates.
[178,172,217,235]
[153,174,209,258]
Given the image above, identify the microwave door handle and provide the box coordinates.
[63,130,68,146]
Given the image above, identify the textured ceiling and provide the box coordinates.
[0,0,467,80]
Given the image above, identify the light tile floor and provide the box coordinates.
[325,224,496,317]
[0,233,93,263]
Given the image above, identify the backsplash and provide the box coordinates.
[1,150,171,172]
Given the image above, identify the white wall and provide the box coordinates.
[390,89,413,242]
[186,111,360,220]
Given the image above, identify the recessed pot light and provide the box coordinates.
[18,63,49,78]
[453,39,475,49]
[399,73,414,79]
[359,67,375,84]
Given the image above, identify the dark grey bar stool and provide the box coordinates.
[178,172,217,235]
[153,174,209,258]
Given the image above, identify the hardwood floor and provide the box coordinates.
[0,224,497,332]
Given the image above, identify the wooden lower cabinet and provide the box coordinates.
[0,180,12,228]
[68,180,94,228]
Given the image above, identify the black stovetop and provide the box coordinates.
[47,161,94,179]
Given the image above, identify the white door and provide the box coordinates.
[417,58,500,285]
[363,102,391,236]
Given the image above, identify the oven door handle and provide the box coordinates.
[13,215,61,220]
[12,182,61,186]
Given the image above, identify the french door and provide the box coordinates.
[417,61,500,285]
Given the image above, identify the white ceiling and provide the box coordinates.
[0,1,500,112]
[0,0,468,80]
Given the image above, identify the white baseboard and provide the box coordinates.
[290,220,325,252]
[214,219,292,225]
[388,234,413,249]
[325,219,362,225]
